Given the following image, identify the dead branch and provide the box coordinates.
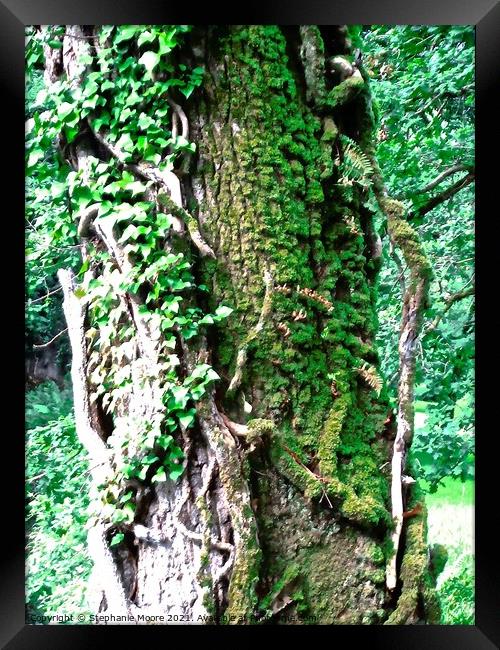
[415,163,473,194]
[427,283,474,332]
[33,328,68,349]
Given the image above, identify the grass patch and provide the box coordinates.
[424,477,474,624]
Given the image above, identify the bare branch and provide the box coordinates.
[415,164,473,195]
[427,284,475,332]
[33,328,68,349]
[409,171,474,221]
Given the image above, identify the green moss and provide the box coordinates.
[318,393,349,477]
[193,26,394,612]
[326,73,365,108]
[270,439,324,499]
[384,480,441,625]
[258,563,301,613]
[381,197,433,283]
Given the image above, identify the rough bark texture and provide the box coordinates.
[182,26,392,624]
[46,25,439,625]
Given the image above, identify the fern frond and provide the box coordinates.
[338,135,374,187]
[356,362,383,395]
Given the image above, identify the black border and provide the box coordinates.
[6,1,499,647]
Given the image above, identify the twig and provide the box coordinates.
[28,286,63,304]
[426,284,474,332]
[33,328,68,349]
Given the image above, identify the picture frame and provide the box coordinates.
[7,1,499,646]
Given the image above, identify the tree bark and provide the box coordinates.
[42,24,439,625]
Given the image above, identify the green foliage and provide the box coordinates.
[26,382,92,618]
[25,64,78,355]
[366,25,474,489]
[26,24,234,533]
[425,477,474,624]
[438,559,474,624]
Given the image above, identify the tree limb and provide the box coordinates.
[427,284,474,332]
[33,328,68,349]
[409,170,474,221]
[415,164,473,195]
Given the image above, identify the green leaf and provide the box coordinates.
[138,51,161,76]
[137,31,156,47]
[156,434,174,450]
[110,532,125,547]
[168,464,184,481]
[214,305,234,320]
[114,26,139,44]
[78,259,90,276]
[27,148,44,168]
[152,468,167,483]
[158,33,174,55]
[168,386,190,410]
[178,409,196,429]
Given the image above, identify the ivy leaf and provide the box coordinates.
[214,305,234,321]
[178,409,196,430]
[114,26,139,44]
[158,33,174,55]
[137,31,156,47]
[138,51,161,77]
[168,464,184,481]
[110,532,125,547]
[152,468,167,483]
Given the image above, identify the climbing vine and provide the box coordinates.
[26,25,233,542]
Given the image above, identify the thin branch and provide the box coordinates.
[427,284,475,332]
[28,285,63,304]
[409,171,475,221]
[415,164,473,195]
[33,328,68,349]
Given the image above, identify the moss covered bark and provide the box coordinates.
[181,26,413,622]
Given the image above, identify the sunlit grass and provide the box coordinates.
[424,477,474,624]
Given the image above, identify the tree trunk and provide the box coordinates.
[42,24,439,625]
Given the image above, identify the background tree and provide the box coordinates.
[363,25,475,488]
[25,24,454,625]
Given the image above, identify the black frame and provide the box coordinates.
[6,0,499,647]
